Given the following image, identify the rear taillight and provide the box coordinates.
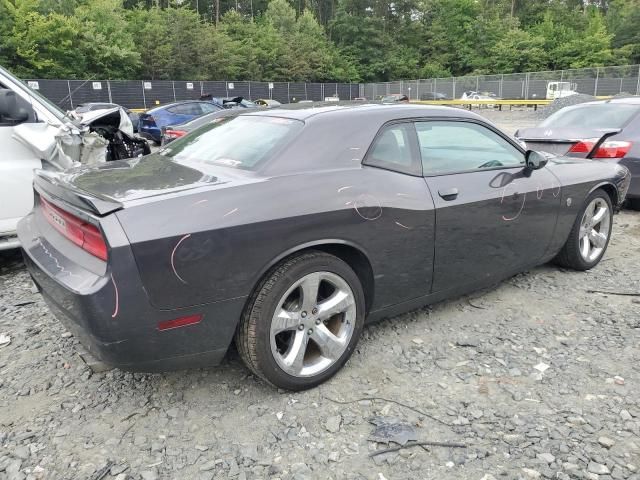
[568,139,632,159]
[592,140,632,159]
[40,197,108,261]
[164,129,187,140]
[567,140,597,154]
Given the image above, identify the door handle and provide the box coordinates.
[438,187,459,201]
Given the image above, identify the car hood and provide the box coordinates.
[76,106,134,136]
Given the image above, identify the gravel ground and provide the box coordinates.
[1,111,640,480]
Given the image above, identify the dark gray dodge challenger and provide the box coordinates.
[18,104,630,390]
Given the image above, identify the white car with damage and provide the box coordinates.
[0,66,149,250]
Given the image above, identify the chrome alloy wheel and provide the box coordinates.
[578,197,611,262]
[269,271,356,377]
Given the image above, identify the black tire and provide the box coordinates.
[554,189,613,270]
[235,251,365,391]
[627,198,640,211]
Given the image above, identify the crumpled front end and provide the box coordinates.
[12,107,149,172]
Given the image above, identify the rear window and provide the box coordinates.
[160,115,303,170]
[541,104,640,129]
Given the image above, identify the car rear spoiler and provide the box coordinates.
[34,169,123,216]
[515,127,621,143]
[515,127,622,157]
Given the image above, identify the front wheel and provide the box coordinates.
[236,251,365,391]
[555,189,613,270]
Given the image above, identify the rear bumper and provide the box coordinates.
[18,211,245,372]
[138,126,161,143]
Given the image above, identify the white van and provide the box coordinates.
[0,66,148,250]
[546,81,579,100]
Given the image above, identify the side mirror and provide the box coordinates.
[0,89,32,124]
[525,150,548,172]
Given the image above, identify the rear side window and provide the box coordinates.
[161,115,303,170]
[541,104,640,129]
[200,103,220,114]
[364,123,421,175]
[417,121,524,175]
[168,103,202,115]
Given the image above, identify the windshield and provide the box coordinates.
[0,66,67,122]
[160,115,303,170]
[541,104,640,129]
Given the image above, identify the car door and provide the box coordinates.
[0,88,42,239]
[0,126,42,239]
[417,119,561,294]
[362,122,436,301]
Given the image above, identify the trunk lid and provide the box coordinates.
[34,154,225,215]
[516,127,621,157]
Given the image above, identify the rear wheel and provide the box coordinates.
[236,251,365,391]
[555,189,613,270]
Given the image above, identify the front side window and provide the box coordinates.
[365,123,420,175]
[416,121,524,175]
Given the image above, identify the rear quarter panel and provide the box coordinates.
[544,157,629,256]
[115,167,436,312]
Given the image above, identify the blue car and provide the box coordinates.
[138,101,223,143]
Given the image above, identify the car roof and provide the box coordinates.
[242,102,481,122]
[78,102,116,107]
[581,97,640,106]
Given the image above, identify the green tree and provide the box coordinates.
[419,0,480,75]
[75,0,140,79]
[265,0,296,32]
[330,4,390,81]
[489,28,548,73]
[126,7,172,79]
[608,0,640,63]
[3,0,86,78]
[551,10,614,68]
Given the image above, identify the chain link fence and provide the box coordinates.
[25,79,361,111]
[362,65,640,101]
[25,65,640,110]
